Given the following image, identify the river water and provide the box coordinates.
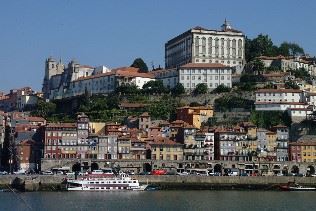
[1,190,316,211]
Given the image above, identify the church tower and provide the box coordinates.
[42,57,64,99]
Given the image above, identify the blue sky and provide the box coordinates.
[0,0,315,92]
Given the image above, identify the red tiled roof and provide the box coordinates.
[27,116,46,122]
[256,89,302,93]
[255,102,306,105]
[140,112,150,117]
[75,67,155,82]
[119,102,147,108]
[46,123,77,128]
[150,137,182,146]
[180,63,228,68]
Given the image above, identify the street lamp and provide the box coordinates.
[9,159,13,174]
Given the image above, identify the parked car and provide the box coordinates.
[262,171,274,176]
[0,171,8,175]
[177,171,189,176]
[139,171,151,175]
[240,172,249,176]
[14,169,26,175]
[41,170,54,175]
[209,172,221,176]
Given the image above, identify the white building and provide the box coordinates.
[152,68,179,89]
[255,89,312,121]
[165,20,245,73]
[178,63,232,91]
[44,57,156,100]
[259,55,316,76]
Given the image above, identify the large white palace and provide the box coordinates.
[165,20,245,73]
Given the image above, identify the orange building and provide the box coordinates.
[176,106,213,129]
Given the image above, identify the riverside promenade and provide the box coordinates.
[1,175,316,191]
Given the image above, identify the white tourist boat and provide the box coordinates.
[66,173,148,191]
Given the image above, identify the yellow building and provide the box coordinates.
[290,141,316,162]
[176,106,213,129]
[117,136,131,160]
[266,131,277,152]
[89,122,106,134]
[301,143,316,162]
[150,138,183,161]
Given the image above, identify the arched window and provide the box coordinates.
[238,39,243,57]
[208,37,212,55]
[195,36,200,56]
[232,39,236,58]
[202,37,206,54]
[226,39,231,56]
[215,38,219,57]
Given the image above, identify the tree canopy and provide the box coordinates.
[131,58,148,73]
[31,100,56,118]
[193,83,208,95]
[250,110,292,128]
[142,80,167,94]
[171,83,185,96]
[245,34,305,62]
[212,84,231,94]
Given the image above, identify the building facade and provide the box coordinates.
[165,20,245,73]
[43,57,155,100]
[178,63,232,91]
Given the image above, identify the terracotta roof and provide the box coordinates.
[273,124,288,128]
[27,116,46,122]
[258,55,286,60]
[289,107,313,111]
[46,123,77,128]
[256,89,302,93]
[75,66,155,82]
[290,141,316,146]
[255,102,306,105]
[119,102,147,108]
[150,137,182,146]
[140,112,150,117]
[180,63,228,69]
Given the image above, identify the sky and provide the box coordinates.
[0,0,315,92]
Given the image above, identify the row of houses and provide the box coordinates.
[255,88,316,122]
[2,108,316,172]
[259,55,316,75]
[0,87,41,112]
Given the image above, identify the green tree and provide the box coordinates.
[131,58,148,73]
[278,42,304,56]
[171,83,185,96]
[31,100,56,118]
[115,84,140,95]
[250,58,266,74]
[193,83,208,95]
[246,34,278,61]
[212,84,231,94]
[142,80,166,94]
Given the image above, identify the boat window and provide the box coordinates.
[95,182,99,184]
[123,181,127,183]
[101,187,104,189]
[113,181,116,183]
[133,181,136,183]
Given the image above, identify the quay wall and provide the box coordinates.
[135,175,316,190]
[1,175,316,191]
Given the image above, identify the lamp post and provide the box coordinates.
[9,159,13,174]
